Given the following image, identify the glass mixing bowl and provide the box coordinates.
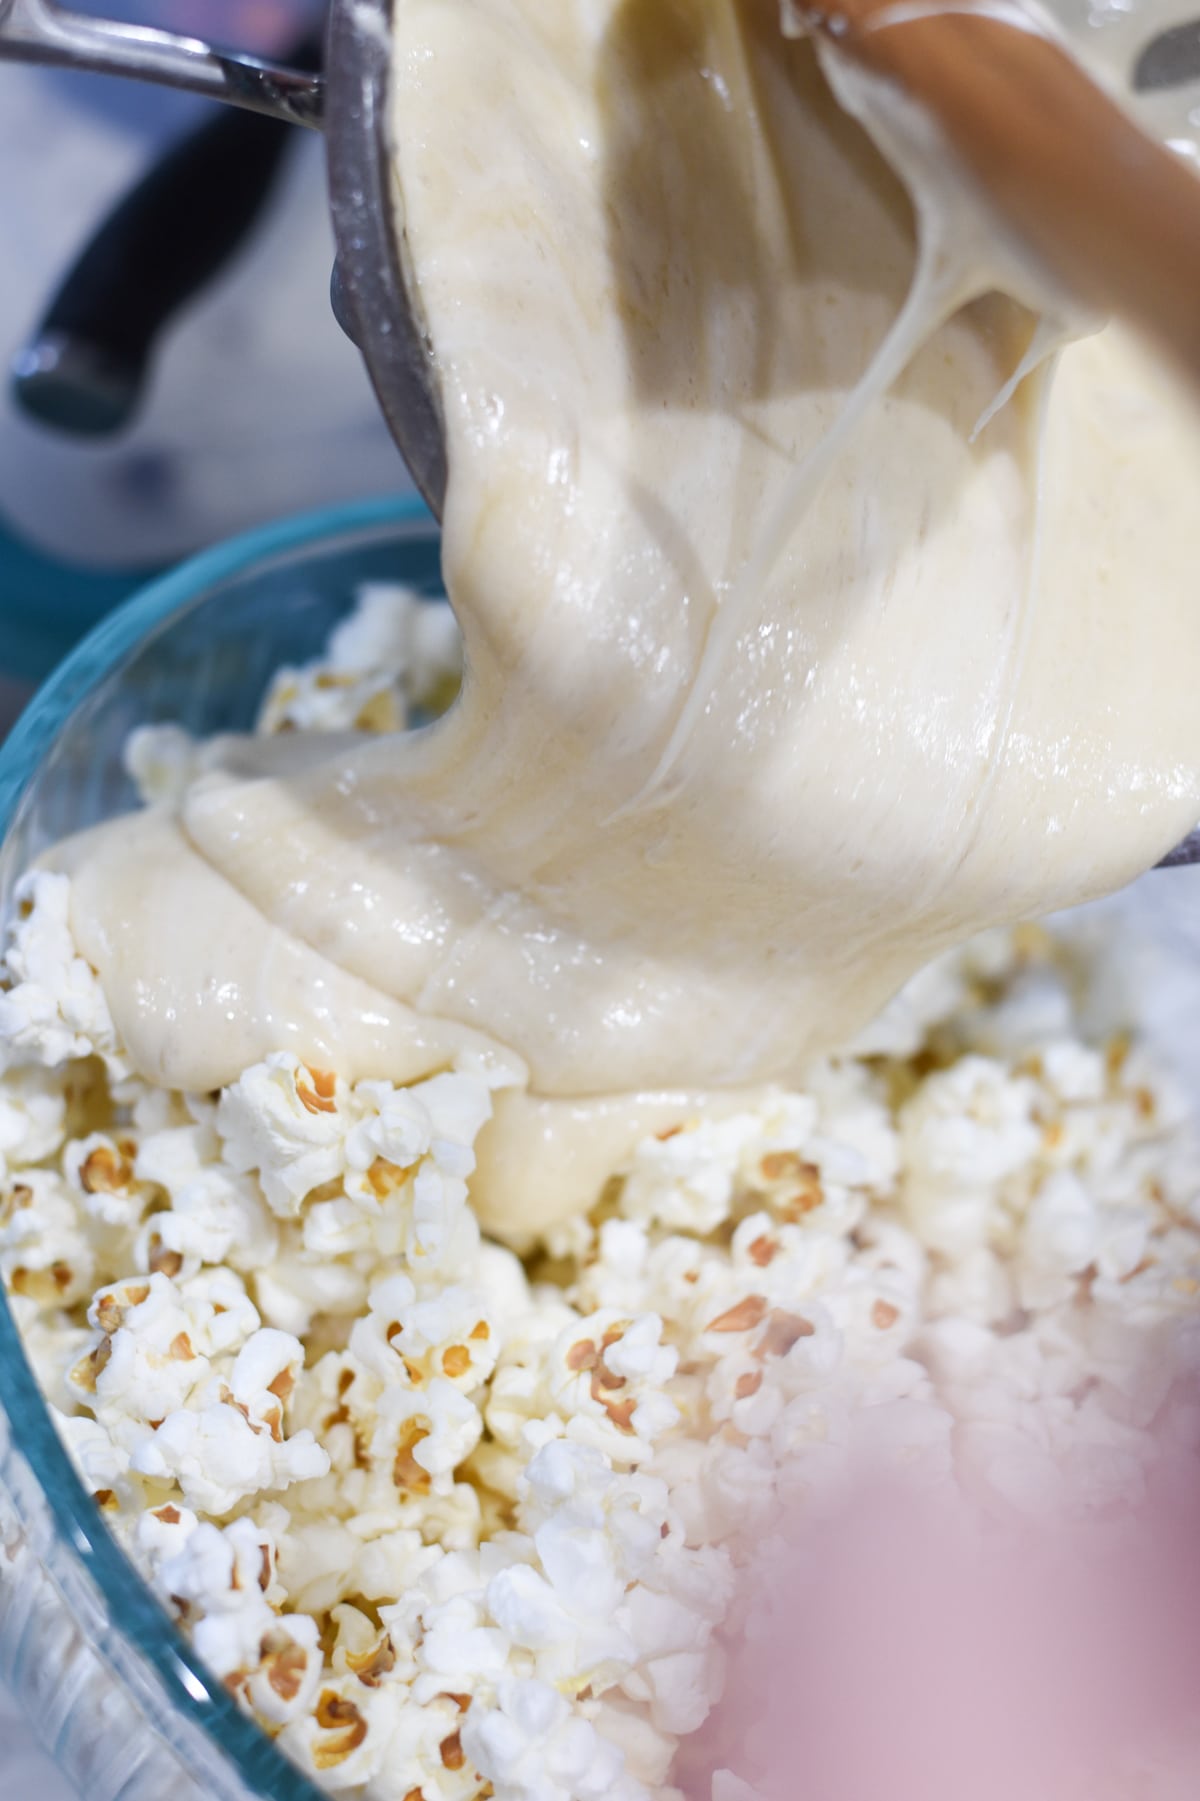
[0,494,440,1801]
[4,487,1200,1801]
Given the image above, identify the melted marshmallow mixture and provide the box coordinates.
[10,9,1200,1799]
[7,599,1200,1801]
[43,2,1200,1236]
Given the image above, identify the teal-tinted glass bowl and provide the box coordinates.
[0,494,440,1801]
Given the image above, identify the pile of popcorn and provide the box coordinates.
[3,587,1200,1801]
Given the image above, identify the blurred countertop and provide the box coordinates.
[0,1680,79,1798]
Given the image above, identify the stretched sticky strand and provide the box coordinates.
[632,223,976,809]
[628,35,1079,810]
[792,0,1200,388]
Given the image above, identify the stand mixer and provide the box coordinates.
[0,0,446,514]
[0,0,408,683]
[5,0,1200,506]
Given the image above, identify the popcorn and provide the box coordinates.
[463,1677,643,1801]
[130,1395,329,1516]
[901,1055,1043,1213]
[65,1131,155,1232]
[134,1495,201,1569]
[493,1440,731,1727]
[133,1118,279,1278]
[78,1271,218,1430]
[1018,1170,1100,1309]
[175,1267,263,1355]
[260,666,407,739]
[217,1058,493,1307]
[0,871,128,1076]
[240,1616,326,1730]
[487,1537,633,1683]
[588,1695,678,1791]
[257,584,462,737]
[414,1590,512,1697]
[217,1055,358,1216]
[143,1510,326,1726]
[484,1291,577,1452]
[53,1408,134,1505]
[291,1681,470,1794]
[546,1309,680,1461]
[228,1327,306,1433]
[254,1247,368,1338]
[342,1070,493,1271]
[7,604,1200,1801]
[1,1168,94,1309]
[124,723,201,807]
[327,583,461,700]
[350,1273,498,1392]
[12,1299,92,1415]
[370,1377,484,1498]
[620,1115,766,1235]
[0,1063,67,1177]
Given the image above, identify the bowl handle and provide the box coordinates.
[0,0,323,127]
[11,28,323,438]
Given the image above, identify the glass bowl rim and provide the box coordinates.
[0,492,436,1801]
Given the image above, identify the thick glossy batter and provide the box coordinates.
[49,2,1200,1234]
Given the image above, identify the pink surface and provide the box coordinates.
[685,1473,1200,1801]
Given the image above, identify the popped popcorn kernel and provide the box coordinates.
[6,604,1200,1801]
[124,723,201,807]
[257,585,461,738]
[0,872,128,1077]
[217,1054,359,1217]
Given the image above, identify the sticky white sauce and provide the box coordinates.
[48,3,1200,1237]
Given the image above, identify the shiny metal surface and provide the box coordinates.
[0,0,446,512]
[1134,20,1200,93]
[325,0,447,516]
[1153,827,1200,868]
[0,0,323,126]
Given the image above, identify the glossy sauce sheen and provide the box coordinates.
[50,3,1200,1235]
